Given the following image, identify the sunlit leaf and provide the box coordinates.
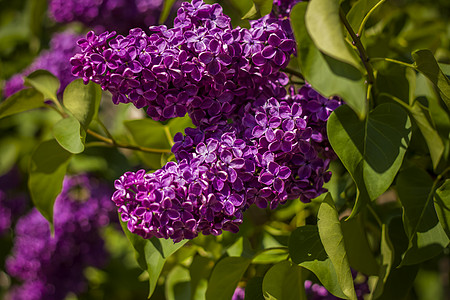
[262,261,306,300]
[205,257,252,300]
[242,0,273,19]
[289,225,346,298]
[291,2,367,119]
[28,139,72,224]
[318,194,357,300]
[53,115,85,154]
[24,69,60,102]
[397,167,449,266]
[0,88,46,119]
[327,103,411,217]
[305,0,361,69]
[63,79,102,128]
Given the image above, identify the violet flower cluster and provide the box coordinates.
[49,0,174,34]
[73,0,339,242]
[305,274,370,300]
[0,169,27,236]
[3,32,81,98]
[5,175,115,300]
[70,0,296,125]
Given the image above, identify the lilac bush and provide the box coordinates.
[5,175,114,300]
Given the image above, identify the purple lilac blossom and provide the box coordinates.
[5,175,115,300]
[3,32,81,98]
[70,0,296,125]
[49,0,171,34]
[304,272,370,300]
[232,286,245,300]
[0,168,27,236]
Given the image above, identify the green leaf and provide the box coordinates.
[124,119,172,169]
[262,261,306,300]
[369,224,394,299]
[375,265,419,300]
[159,0,177,24]
[242,0,273,19]
[189,255,213,299]
[305,0,361,69]
[205,257,252,300]
[63,79,102,128]
[0,139,18,175]
[119,218,187,297]
[317,194,357,300]
[288,225,346,299]
[412,49,450,110]
[346,0,380,33]
[0,88,46,119]
[341,216,379,275]
[168,114,194,137]
[24,70,60,102]
[28,139,72,224]
[291,2,367,119]
[165,265,191,300]
[53,115,85,154]
[327,103,411,217]
[397,167,449,266]
[435,180,450,239]
[245,277,264,300]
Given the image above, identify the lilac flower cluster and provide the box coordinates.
[305,274,370,300]
[70,0,296,126]
[0,168,27,236]
[3,32,81,98]
[5,175,114,300]
[73,0,339,242]
[232,286,245,300]
[49,0,171,34]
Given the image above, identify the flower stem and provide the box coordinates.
[357,0,386,37]
[86,129,172,153]
[370,57,415,69]
[339,7,375,85]
[283,67,305,80]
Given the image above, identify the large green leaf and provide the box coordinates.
[262,261,306,300]
[205,257,252,300]
[305,0,360,69]
[24,70,60,102]
[53,115,85,154]
[341,216,379,275]
[412,49,450,110]
[327,103,411,217]
[119,218,187,297]
[397,167,449,266]
[63,79,102,129]
[289,225,346,299]
[0,88,45,119]
[318,194,356,300]
[124,119,172,169]
[28,139,72,224]
[435,180,450,239]
[291,2,367,119]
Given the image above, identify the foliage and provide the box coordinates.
[0,0,449,299]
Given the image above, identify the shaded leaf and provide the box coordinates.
[24,70,60,101]
[289,225,346,299]
[63,79,101,128]
[165,265,191,300]
[242,0,273,19]
[327,103,411,217]
[397,167,449,266]
[262,261,306,300]
[190,255,213,299]
[205,257,252,300]
[0,88,45,119]
[435,180,450,239]
[305,0,360,69]
[341,217,379,275]
[375,265,419,300]
[245,277,264,300]
[28,139,72,224]
[53,115,85,154]
[291,3,367,119]
[124,119,172,169]
[119,218,187,297]
[412,49,450,110]
[318,194,357,300]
